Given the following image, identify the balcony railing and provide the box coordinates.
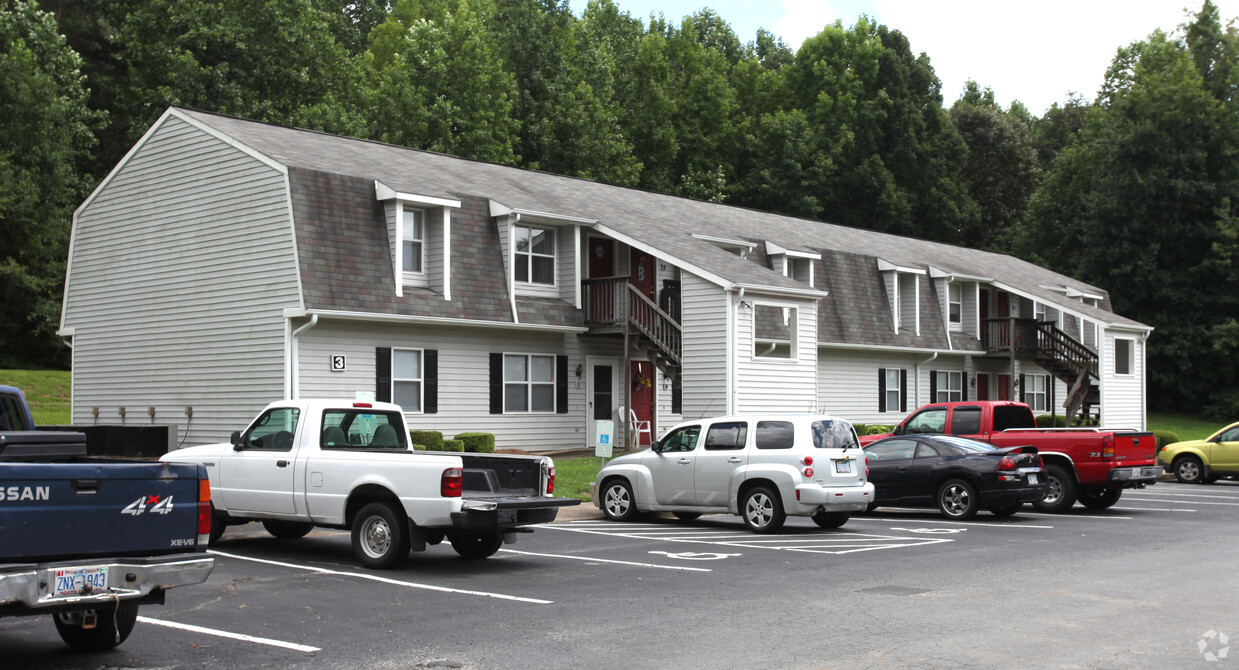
[982,318,1098,378]
[583,276,682,365]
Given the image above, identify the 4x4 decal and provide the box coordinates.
[121,495,175,515]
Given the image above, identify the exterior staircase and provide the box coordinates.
[982,318,1099,424]
[582,276,682,383]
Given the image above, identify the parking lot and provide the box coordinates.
[4,480,1239,668]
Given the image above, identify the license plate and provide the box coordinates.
[497,509,517,524]
[834,460,853,474]
[1028,474,1039,485]
[52,565,108,598]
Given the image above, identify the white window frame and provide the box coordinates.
[948,283,962,325]
[935,371,962,403]
[514,224,556,287]
[1114,338,1134,376]
[392,348,423,413]
[504,353,556,413]
[753,303,797,360]
[402,208,425,276]
[885,368,901,412]
[1025,374,1048,412]
[1034,301,1046,322]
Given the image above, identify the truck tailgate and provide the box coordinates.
[0,460,204,562]
[1114,431,1158,466]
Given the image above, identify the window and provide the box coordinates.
[402,210,424,273]
[885,369,901,412]
[756,421,795,449]
[515,225,555,285]
[867,439,917,460]
[1216,426,1239,443]
[393,349,422,412]
[242,407,300,451]
[705,421,748,450]
[915,443,940,458]
[1025,374,1048,412]
[754,304,795,359]
[1114,338,1134,375]
[504,353,555,412]
[657,425,701,453]
[1034,301,1046,322]
[321,408,407,449]
[904,408,946,435]
[811,420,860,450]
[993,405,1037,431]
[950,407,982,435]
[935,371,962,403]
[948,283,962,324]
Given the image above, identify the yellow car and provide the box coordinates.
[1158,422,1239,484]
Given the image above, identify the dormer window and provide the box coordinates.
[402,211,424,274]
[515,224,555,285]
[948,283,962,324]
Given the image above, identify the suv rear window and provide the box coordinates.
[755,421,794,449]
[993,406,1037,431]
[812,420,859,450]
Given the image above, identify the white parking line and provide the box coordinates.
[137,616,320,653]
[848,516,1054,529]
[1019,512,1131,520]
[1110,506,1196,512]
[1131,490,1239,500]
[544,523,953,554]
[1124,494,1239,505]
[209,550,551,604]
[499,548,711,571]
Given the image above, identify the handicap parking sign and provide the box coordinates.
[595,420,614,457]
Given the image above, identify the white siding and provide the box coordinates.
[963,281,979,338]
[1100,331,1145,429]
[817,350,923,424]
[680,272,728,418]
[298,321,621,451]
[63,115,300,445]
[882,271,897,330]
[736,298,818,413]
[426,208,444,294]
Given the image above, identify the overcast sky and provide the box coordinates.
[566,0,1239,115]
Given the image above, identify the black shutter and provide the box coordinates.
[962,372,969,401]
[556,355,568,414]
[878,369,887,413]
[671,377,682,414]
[900,369,908,412]
[1018,373,1026,403]
[424,350,438,414]
[929,370,938,404]
[376,348,392,403]
[489,353,503,414]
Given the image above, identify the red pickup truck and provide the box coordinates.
[860,401,1160,512]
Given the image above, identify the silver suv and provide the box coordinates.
[591,414,874,532]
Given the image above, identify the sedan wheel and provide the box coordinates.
[741,486,786,533]
[936,479,979,520]
[601,479,638,521]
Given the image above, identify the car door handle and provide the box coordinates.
[728,457,743,463]
[677,458,691,465]
[276,460,290,467]
[897,466,908,472]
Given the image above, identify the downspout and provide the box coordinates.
[915,352,938,407]
[1139,330,1150,430]
[509,213,521,324]
[290,314,319,400]
[730,287,743,414]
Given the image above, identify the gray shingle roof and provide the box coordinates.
[180,109,1149,338]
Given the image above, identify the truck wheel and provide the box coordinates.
[53,602,139,651]
[601,479,639,521]
[449,532,504,559]
[262,520,314,539]
[351,502,410,569]
[811,511,850,529]
[741,486,786,533]
[1173,456,1204,484]
[1033,464,1077,513]
[1077,487,1123,509]
[936,479,979,520]
[209,504,228,545]
[988,503,1022,518]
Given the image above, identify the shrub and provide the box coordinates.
[455,432,495,453]
[441,439,464,452]
[1036,415,1068,428]
[411,444,427,451]
[1152,430,1181,449]
[409,430,443,450]
[852,424,893,436]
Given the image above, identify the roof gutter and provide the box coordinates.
[284,308,587,333]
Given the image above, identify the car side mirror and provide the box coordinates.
[231,431,243,450]
[892,425,904,436]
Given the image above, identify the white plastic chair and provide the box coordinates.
[628,408,652,448]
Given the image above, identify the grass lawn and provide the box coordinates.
[555,455,616,503]
[1,369,72,425]
[1148,412,1225,443]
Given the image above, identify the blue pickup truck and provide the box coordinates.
[0,385,214,650]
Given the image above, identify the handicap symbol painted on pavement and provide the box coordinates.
[649,550,742,560]
[890,527,967,534]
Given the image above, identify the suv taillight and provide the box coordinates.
[441,467,463,497]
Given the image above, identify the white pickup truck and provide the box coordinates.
[161,399,577,569]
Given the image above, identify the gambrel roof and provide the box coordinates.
[166,108,1149,343]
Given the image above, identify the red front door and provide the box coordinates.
[629,249,655,301]
[976,374,990,401]
[630,361,654,447]
[997,374,1011,401]
[589,237,614,279]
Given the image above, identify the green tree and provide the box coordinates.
[1020,2,1239,414]
[0,0,102,367]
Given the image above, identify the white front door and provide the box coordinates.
[586,356,618,449]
